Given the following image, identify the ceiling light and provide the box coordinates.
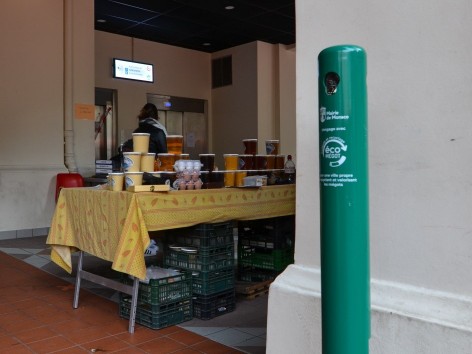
[225,5,235,10]
[203,42,211,46]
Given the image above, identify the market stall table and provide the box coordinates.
[47,185,296,332]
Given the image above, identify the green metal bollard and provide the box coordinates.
[318,45,370,354]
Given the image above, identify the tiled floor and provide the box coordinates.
[0,236,268,354]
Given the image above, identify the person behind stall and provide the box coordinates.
[119,104,168,255]
[122,103,168,153]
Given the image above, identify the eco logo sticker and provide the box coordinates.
[321,137,347,167]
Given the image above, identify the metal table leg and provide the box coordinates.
[128,277,140,333]
[73,251,84,309]
[72,250,140,333]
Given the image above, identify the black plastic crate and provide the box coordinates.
[166,222,234,251]
[119,297,192,330]
[237,265,281,282]
[121,270,192,306]
[192,289,236,320]
[238,216,295,250]
[192,267,235,295]
[167,243,234,258]
[237,245,293,272]
[164,248,234,272]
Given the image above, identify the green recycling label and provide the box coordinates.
[319,105,360,188]
[321,136,347,167]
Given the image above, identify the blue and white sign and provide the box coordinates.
[113,58,154,83]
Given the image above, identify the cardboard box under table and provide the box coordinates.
[46,185,295,332]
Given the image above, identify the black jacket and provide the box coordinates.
[123,119,168,154]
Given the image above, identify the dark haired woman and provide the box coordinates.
[122,103,168,153]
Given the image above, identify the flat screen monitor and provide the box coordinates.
[112,58,154,83]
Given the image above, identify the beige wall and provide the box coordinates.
[211,41,296,168]
[0,0,94,233]
[0,0,64,168]
[257,42,277,155]
[278,45,296,160]
[95,31,212,150]
[295,0,472,300]
[211,42,259,167]
[68,0,95,174]
[268,0,472,352]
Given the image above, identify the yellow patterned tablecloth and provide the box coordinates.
[47,185,295,280]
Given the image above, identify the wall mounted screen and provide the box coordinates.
[113,58,154,83]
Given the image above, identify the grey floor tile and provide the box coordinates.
[206,328,255,346]
[39,254,51,261]
[0,230,17,240]
[23,255,52,268]
[22,248,43,254]
[16,229,33,238]
[33,227,49,236]
[236,336,267,347]
[183,326,230,336]
[0,247,32,255]
[237,327,266,336]
[235,346,266,354]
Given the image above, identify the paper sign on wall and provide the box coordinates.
[75,104,95,120]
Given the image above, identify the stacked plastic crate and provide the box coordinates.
[237,215,295,282]
[119,269,193,329]
[164,222,236,320]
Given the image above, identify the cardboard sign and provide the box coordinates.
[75,103,95,120]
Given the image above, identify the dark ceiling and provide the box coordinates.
[95,0,295,53]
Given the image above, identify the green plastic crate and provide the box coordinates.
[237,245,293,272]
[166,222,234,250]
[167,244,234,258]
[121,270,192,305]
[192,268,235,295]
[119,297,192,330]
[164,248,234,272]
